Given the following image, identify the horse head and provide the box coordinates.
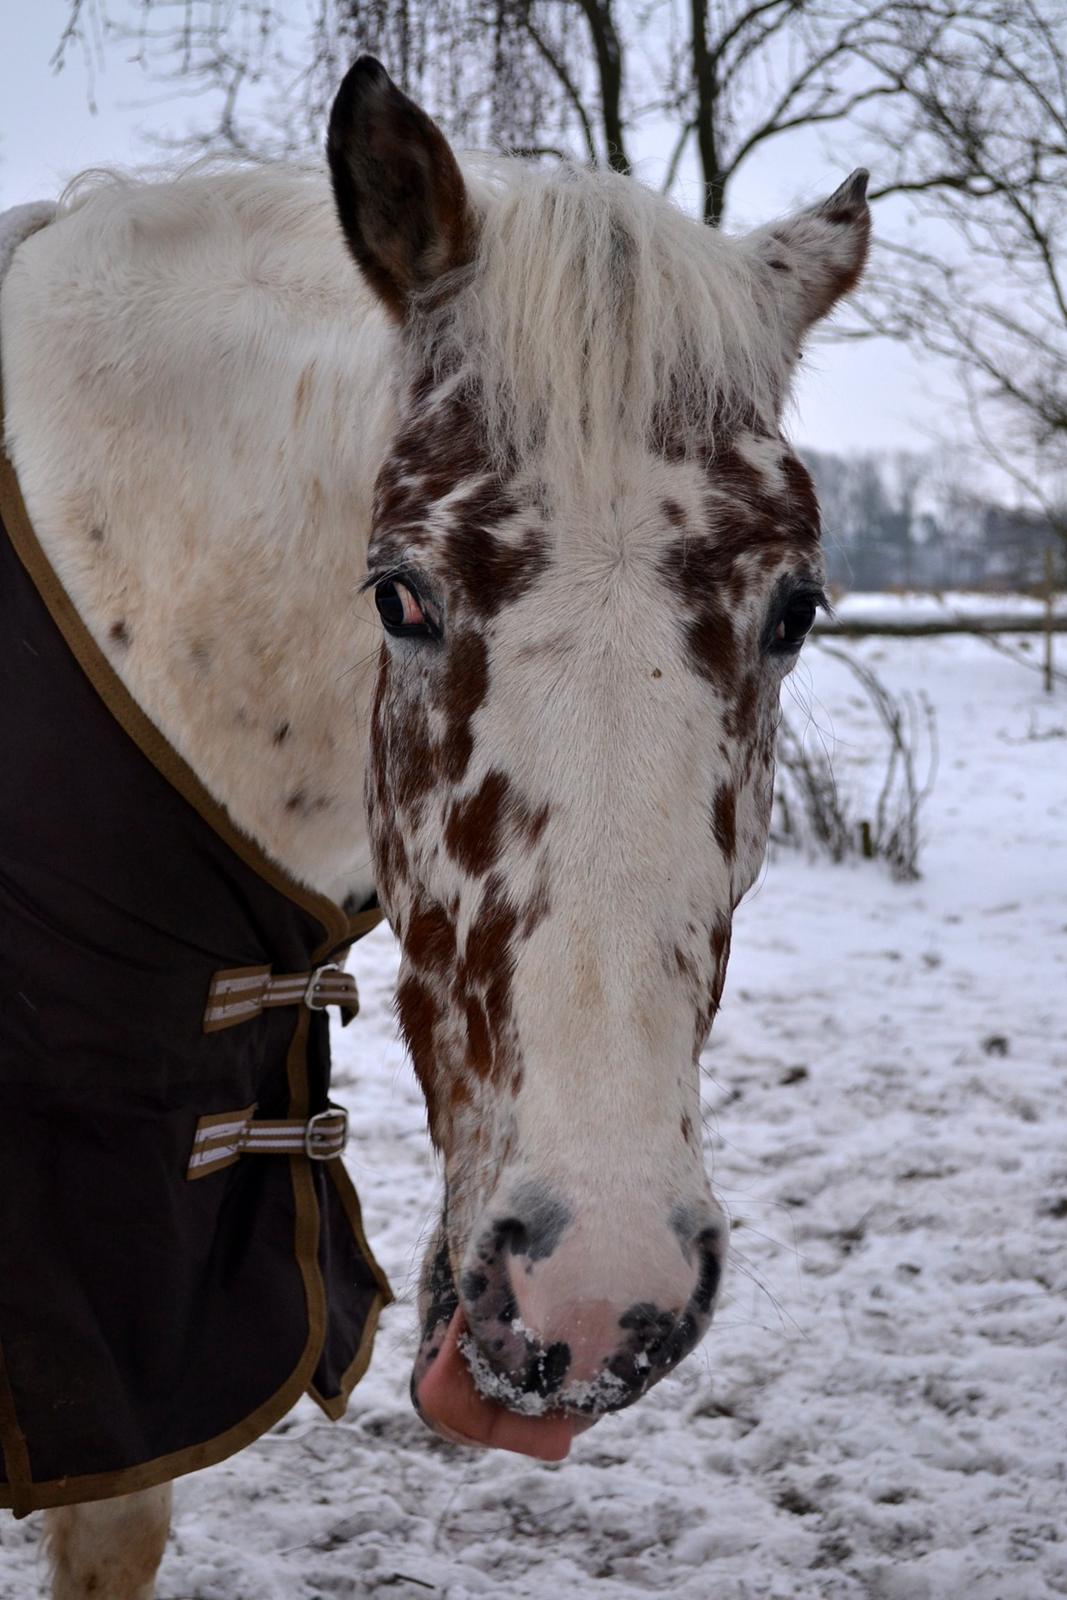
[326,57,869,1454]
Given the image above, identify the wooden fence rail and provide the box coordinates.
[815,615,1067,638]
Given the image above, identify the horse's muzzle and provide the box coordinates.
[413,1189,726,1440]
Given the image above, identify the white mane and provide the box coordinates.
[418,156,787,484]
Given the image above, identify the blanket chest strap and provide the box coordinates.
[203,962,358,1032]
[186,1104,349,1179]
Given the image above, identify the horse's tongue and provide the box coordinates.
[415,1307,576,1461]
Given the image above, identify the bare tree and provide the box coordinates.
[852,0,1067,550]
[56,0,936,226]
[56,2,1067,555]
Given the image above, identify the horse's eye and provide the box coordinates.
[374,578,437,638]
[772,593,819,652]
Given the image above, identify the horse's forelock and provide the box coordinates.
[404,157,788,496]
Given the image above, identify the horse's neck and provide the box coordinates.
[0,170,396,905]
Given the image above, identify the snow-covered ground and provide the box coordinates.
[3,626,1066,1600]
[824,590,1066,625]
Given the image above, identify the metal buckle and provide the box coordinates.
[304,1106,348,1161]
[304,961,342,1011]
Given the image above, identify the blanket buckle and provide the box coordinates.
[304,962,343,1011]
[304,1105,348,1160]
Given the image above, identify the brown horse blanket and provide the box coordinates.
[0,421,391,1515]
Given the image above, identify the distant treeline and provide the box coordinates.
[802,448,1063,593]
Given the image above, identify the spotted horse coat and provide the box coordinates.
[0,415,391,1517]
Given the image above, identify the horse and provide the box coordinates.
[0,55,869,1598]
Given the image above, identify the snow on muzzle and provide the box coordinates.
[412,1185,726,1455]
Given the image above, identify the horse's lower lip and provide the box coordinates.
[414,1307,581,1460]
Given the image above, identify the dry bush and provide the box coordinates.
[773,645,937,881]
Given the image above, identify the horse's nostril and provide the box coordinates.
[692,1226,724,1314]
[491,1216,530,1257]
[619,1301,677,1359]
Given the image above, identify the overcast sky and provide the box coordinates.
[0,6,955,470]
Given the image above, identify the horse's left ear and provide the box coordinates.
[327,56,474,321]
[746,169,871,339]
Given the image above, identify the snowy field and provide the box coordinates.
[3,617,1066,1599]
[826,590,1066,625]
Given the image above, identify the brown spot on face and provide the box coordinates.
[465,995,492,1075]
[89,524,105,544]
[293,361,316,428]
[372,386,493,536]
[445,769,510,877]
[661,499,687,529]
[375,827,410,907]
[391,695,439,810]
[108,619,130,648]
[435,629,490,785]
[453,874,522,1088]
[709,914,733,1010]
[712,782,737,859]
[781,453,821,540]
[482,969,517,1075]
[651,667,662,680]
[272,722,291,745]
[190,639,211,671]
[449,1070,473,1117]
[462,875,519,991]
[285,789,330,816]
[521,800,550,846]
[725,670,760,739]
[673,944,698,987]
[521,878,551,937]
[658,537,740,690]
[407,897,458,975]
[657,438,821,693]
[445,520,551,619]
[396,973,443,1138]
[687,595,738,690]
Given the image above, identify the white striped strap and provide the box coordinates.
[186,1104,349,1180]
[203,962,358,1033]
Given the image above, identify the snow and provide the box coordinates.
[824,589,1066,625]
[3,626,1066,1599]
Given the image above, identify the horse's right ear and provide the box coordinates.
[327,57,474,321]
